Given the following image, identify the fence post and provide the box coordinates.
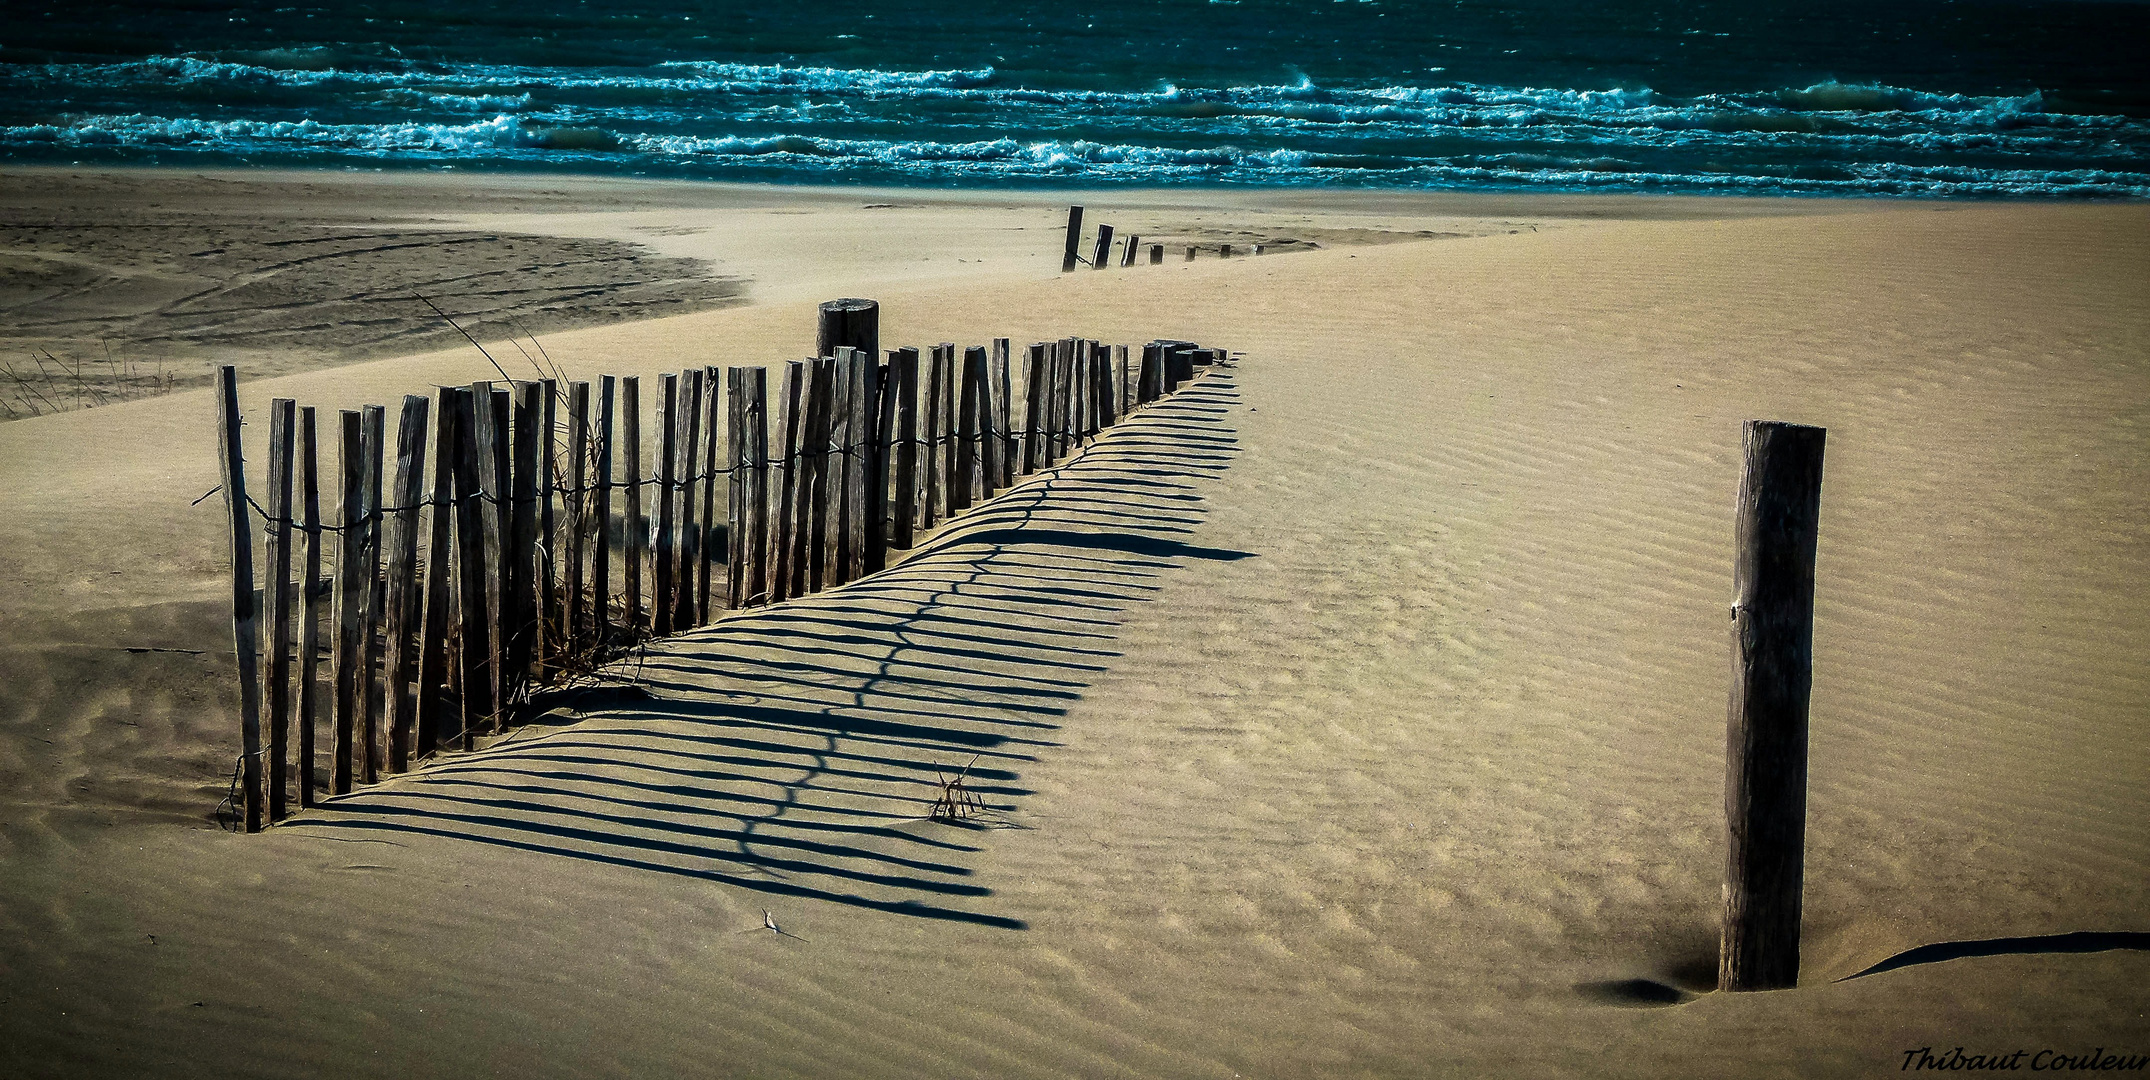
[1022,343,1046,473]
[1091,225,1114,271]
[1120,235,1140,267]
[824,352,853,587]
[383,394,429,774]
[867,355,895,573]
[817,298,880,360]
[213,367,264,831]
[1184,246,1196,263]
[743,368,770,603]
[508,384,540,702]
[1150,244,1163,265]
[415,386,458,761]
[654,374,678,635]
[891,349,920,551]
[803,357,835,594]
[845,349,872,582]
[698,366,722,624]
[565,382,590,652]
[358,404,386,784]
[1061,206,1085,272]
[771,361,804,603]
[537,379,558,680]
[263,398,295,821]
[448,389,491,751]
[993,339,1014,482]
[594,376,615,644]
[297,408,322,809]
[920,345,944,531]
[480,388,511,731]
[332,409,364,796]
[621,377,644,636]
[953,346,982,512]
[1721,419,1827,992]
[675,369,701,631]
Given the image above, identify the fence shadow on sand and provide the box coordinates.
[293,372,1248,929]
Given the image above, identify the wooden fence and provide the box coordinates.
[212,307,1227,832]
[1060,205,1246,271]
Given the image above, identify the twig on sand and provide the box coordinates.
[928,754,985,822]
[739,909,807,941]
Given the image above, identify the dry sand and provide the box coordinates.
[0,168,2145,1078]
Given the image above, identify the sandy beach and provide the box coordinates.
[1,167,2145,1077]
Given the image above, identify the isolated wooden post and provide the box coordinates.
[565,382,590,650]
[1120,235,1140,267]
[891,349,919,550]
[594,376,616,643]
[1184,246,1196,262]
[621,377,644,635]
[1721,419,1827,993]
[262,398,295,821]
[447,389,492,749]
[817,298,880,361]
[1219,243,1233,258]
[213,367,264,832]
[296,408,322,808]
[332,409,364,796]
[654,374,678,635]
[358,404,386,785]
[415,387,458,761]
[770,361,804,602]
[383,394,429,774]
[1061,205,1085,272]
[1091,225,1114,271]
[1150,244,1163,265]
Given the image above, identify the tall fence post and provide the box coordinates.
[332,409,364,796]
[213,366,264,832]
[594,376,616,645]
[697,366,722,624]
[621,377,644,636]
[262,398,295,822]
[358,404,386,784]
[891,348,919,551]
[771,361,804,603]
[1091,225,1114,271]
[993,339,1015,483]
[565,382,590,652]
[654,374,679,636]
[383,394,428,774]
[1022,343,1046,474]
[448,388,492,750]
[415,386,458,762]
[1721,419,1827,992]
[1061,206,1085,272]
[1120,235,1140,267]
[297,408,322,809]
[537,379,559,680]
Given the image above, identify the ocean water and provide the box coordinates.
[4,0,2147,197]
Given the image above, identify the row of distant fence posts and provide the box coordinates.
[1059,205,1254,271]
[212,296,1228,833]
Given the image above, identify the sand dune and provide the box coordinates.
[2,175,2145,1077]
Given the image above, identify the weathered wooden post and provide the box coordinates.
[536,379,558,677]
[1061,206,1085,272]
[920,345,945,530]
[771,361,804,602]
[213,367,264,831]
[565,382,590,649]
[480,387,511,729]
[844,349,872,582]
[1091,225,1114,271]
[802,358,836,594]
[1120,235,1140,267]
[297,408,322,807]
[621,377,644,635]
[824,352,852,587]
[697,366,722,624]
[358,404,385,783]
[675,368,702,631]
[891,348,920,550]
[724,368,749,608]
[331,409,364,796]
[953,346,983,512]
[867,355,896,573]
[1022,343,1047,473]
[1219,243,1233,258]
[415,386,458,761]
[654,373,679,635]
[1150,244,1163,265]
[992,339,1015,481]
[1720,419,1827,992]
[382,394,429,774]
[508,384,540,694]
[817,298,880,361]
[1184,246,1196,262]
[448,388,492,750]
[262,398,296,821]
[594,376,616,642]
